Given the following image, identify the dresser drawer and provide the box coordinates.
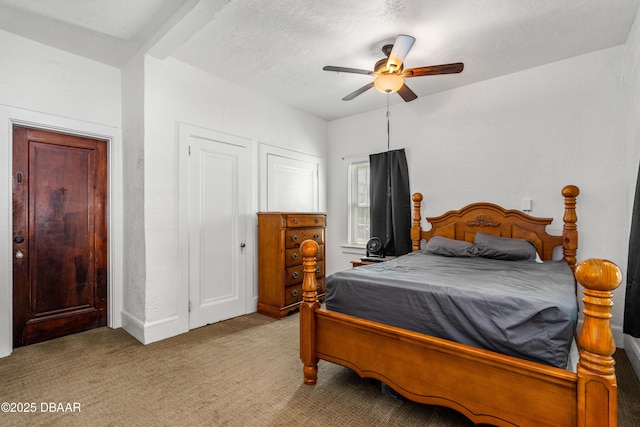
[284,284,302,306]
[284,228,324,249]
[285,214,326,228]
[285,261,324,286]
[285,244,323,267]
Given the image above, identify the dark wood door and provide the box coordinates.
[12,126,108,347]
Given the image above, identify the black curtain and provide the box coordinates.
[624,163,640,337]
[369,148,411,257]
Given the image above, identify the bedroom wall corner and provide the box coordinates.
[121,310,182,345]
[120,53,148,339]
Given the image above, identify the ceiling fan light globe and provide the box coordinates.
[374,74,404,94]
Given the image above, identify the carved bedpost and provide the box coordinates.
[575,259,622,427]
[411,193,424,251]
[562,185,580,271]
[299,239,320,385]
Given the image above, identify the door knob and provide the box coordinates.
[15,250,24,259]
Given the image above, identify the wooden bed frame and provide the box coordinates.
[299,185,623,426]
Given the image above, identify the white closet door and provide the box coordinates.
[188,133,251,328]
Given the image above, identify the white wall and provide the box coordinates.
[0,30,121,126]
[120,54,147,331]
[0,30,122,357]
[124,56,327,343]
[0,27,328,352]
[327,46,630,344]
[622,5,640,375]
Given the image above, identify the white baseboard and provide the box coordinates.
[0,345,10,359]
[120,310,145,343]
[623,334,640,379]
[121,310,183,345]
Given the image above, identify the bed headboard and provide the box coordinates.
[410,185,580,270]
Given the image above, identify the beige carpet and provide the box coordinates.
[0,313,638,427]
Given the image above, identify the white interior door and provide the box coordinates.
[188,133,251,329]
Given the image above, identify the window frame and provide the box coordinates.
[346,155,370,247]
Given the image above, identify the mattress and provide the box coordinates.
[325,251,578,368]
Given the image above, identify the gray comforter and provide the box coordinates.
[326,251,578,368]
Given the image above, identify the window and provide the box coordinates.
[348,159,370,246]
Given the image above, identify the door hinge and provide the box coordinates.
[188,145,191,156]
[189,300,192,312]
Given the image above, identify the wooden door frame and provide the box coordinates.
[0,110,123,358]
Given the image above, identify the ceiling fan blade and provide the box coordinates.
[386,34,415,71]
[342,82,375,101]
[323,66,374,75]
[397,83,417,102]
[403,62,464,77]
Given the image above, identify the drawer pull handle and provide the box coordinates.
[291,253,298,260]
[292,235,299,242]
[315,267,320,273]
[314,233,320,239]
[291,289,298,297]
[292,272,299,279]
[294,218,299,224]
[315,218,319,223]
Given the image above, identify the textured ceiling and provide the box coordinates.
[1,0,639,121]
[0,0,170,39]
[0,0,190,68]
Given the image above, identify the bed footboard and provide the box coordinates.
[299,239,622,426]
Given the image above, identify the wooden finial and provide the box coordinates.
[562,184,580,198]
[575,258,621,427]
[562,185,579,271]
[411,193,424,251]
[299,239,320,384]
[301,239,320,302]
[575,258,622,292]
[575,259,622,361]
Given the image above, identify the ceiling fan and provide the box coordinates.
[323,34,464,102]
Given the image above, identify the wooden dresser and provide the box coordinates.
[257,212,326,319]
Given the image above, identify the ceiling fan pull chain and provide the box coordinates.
[387,94,391,152]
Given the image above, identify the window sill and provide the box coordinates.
[340,244,366,255]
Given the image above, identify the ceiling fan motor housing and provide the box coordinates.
[375,57,403,75]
